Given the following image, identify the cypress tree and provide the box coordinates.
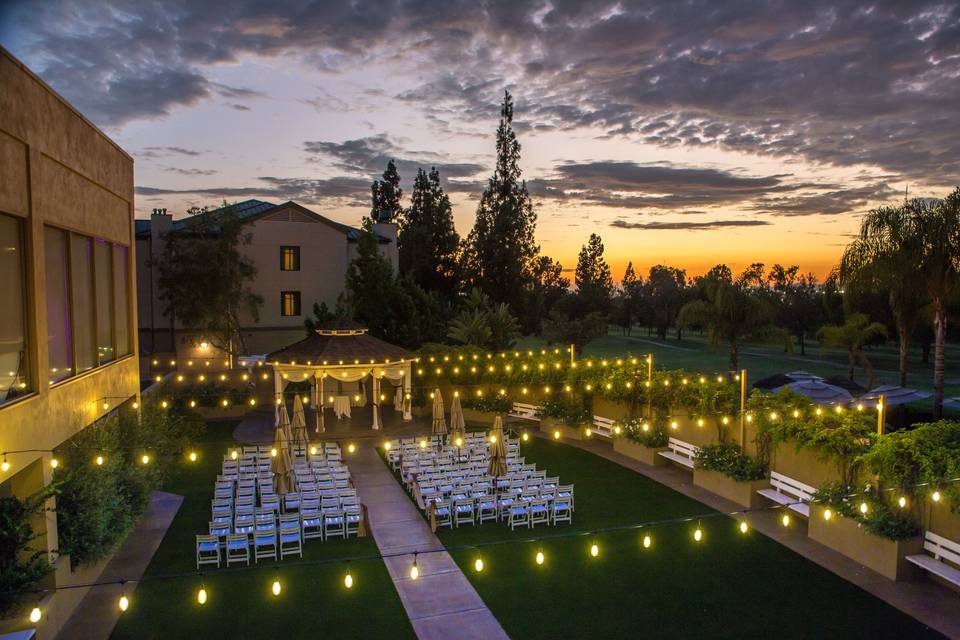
[371,159,403,222]
[398,167,459,298]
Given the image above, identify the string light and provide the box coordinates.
[118,594,129,612]
[642,534,652,549]
[141,454,150,465]
[348,443,356,454]
[474,557,484,572]
[95,455,104,466]
[231,450,238,460]
[2,455,10,473]
[932,490,941,502]
[189,451,198,462]
[823,509,832,521]
[781,514,791,527]
[50,458,59,469]
[693,526,703,542]
[898,496,907,508]
[521,433,529,442]
[197,585,207,605]
[344,567,354,589]
[535,550,545,565]
[589,543,599,558]
[272,577,282,596]
[29,606,41,623]
[859,502,868,514]
[739,521,748,534]
[410,554,420,580]
[553,431,560,440]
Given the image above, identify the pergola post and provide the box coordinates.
[372,373,381,430]
[314,374,324,433]
[273,369,283,425]
[403,363,412,421]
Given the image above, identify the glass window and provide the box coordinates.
[280,291,301,316]
[113,244,130,357]
[94,239,114,364]
[0,214,30,403]
[70,234,96,374]
[281,246,300,271]
[45,227,72,384]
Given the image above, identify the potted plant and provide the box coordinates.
[613,417,670,465]
[692,442,768,507]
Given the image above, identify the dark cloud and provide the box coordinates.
[754,182,900,216]
[529,161,837,212]
[139,146,204,158]
[161,166,218,176]
[303,134,486,186]
[611,219,771,231]
[230,104,251,111]
[3,0,959,180]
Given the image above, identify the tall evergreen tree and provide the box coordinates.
[462,91,539,325]
[397,167,459,298]
[574,233,614,313]
[371,159,403,222]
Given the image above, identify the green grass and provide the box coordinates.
[111,421,414,640]
[427,437,945,640]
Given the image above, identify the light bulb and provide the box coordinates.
[932,491,941,502]
[455,438,463,447]
[118,595,129,611]
[50,458,59,469]
[310,446,317,455]
[670,421,678,430]
[271,448,278,457]
[740,521,748,534]
[590,543,599,557]
[824,509,832,520]
[521,433,529,442]
[410,562,419,580]
[1,459,9,473]
[419,440,427,449]
[642,535,652,549]
[230,450,238,460]
[141,454,150,465]
[781,514,791,527]
[490,435,497,443]
[383,442,390,451]
[535,551,544,565]
[29,606,41,623]
[898,496,907,508]
[859,502,868,514]
[584,428,592,437]
[197,587,207,605]
[272,579,281,596]
[553,431,560,440]
[474,557,484,572]
[189,451,197,462]
[95,455,104,466]
[348,443,356,453]
[344,572,353,589]
[694,528,703,542]
[614,426,621,435]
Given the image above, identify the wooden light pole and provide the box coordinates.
[739,368,747,448]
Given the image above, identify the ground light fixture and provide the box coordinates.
[410,554,419,580]
[521,433,529,442]
[553,430,560,440]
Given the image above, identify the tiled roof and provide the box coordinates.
[266,324,413,366]
[135,199,389,242]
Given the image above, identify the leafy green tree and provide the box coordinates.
[838,205,927,385]
[371,159,403,222]
[304,301,336,334]
[0,486,56,616]
[678,264,781,370]
[542,308,608,355]
[909,191,960,417]
[397,167,460,298]
[524,255,569,333]
[816,313,888,388]
[446,288,519,350]
[155,202,263,356]
[574,233,614,313]
[644,265,687,339]
[462,91,539,326]
[768,264,822,356]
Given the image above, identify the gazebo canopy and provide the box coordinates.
[266,319,414,366]
[860,385,932,407]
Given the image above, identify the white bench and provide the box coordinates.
[590,416,615,439]
[756,471,815,518]
[907,531,960,588]
[658,437,698,469]
[509,403,541,422]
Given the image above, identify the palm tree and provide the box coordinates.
[838,204,926,386]
[910,190,960,417]
[816,314,888,389]
[677,266,778,370]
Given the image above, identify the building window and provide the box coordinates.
[281,246,300,271]
[70,234,96,374]
[0,213,30,403]
[113,244,130,357]
[94,239,114,365]
[45,226,72,384]
[280,291,301,316]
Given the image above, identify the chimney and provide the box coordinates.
[150,208,171,259]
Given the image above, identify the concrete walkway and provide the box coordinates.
[350,442,509,640]
[56,491,183,640]
[549,433,960,640]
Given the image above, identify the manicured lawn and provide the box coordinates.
[423,437,945,640]
[111,420,414,640]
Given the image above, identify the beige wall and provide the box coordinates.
[0,47,139,635]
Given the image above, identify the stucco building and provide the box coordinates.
[135,199,398,369]
[0,47,139,636]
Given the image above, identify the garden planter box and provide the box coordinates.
[808,504,923,581]
[613,437,668,466]
[461,408,498,427]
[693,469,768,508]
[540,417,584,441]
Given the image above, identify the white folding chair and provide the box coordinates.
[225,534,250,566]
[254,529,277,563]
[196,534,221,569]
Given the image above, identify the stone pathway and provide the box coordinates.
[350,443,509,640]
[56,491,183,640]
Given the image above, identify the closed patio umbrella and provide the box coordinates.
[487,416,507,478]
[432,388,447,440]
[394,385,403,411]
[277,399,292,447]
[449,393,466,445]
[271,422,294,495]
[291,394,309,453]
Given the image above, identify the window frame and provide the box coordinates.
[0,212,32,406]
[280,291,301,317]
[280,245,300,271]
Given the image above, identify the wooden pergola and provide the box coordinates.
[265,319,417,431]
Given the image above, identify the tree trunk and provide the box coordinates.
[846,348,855,382]
[856,349,875,390]
[729,337,738,371]
[897,327,909,387]
[933,299,946,419]
[799,332,806,356]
